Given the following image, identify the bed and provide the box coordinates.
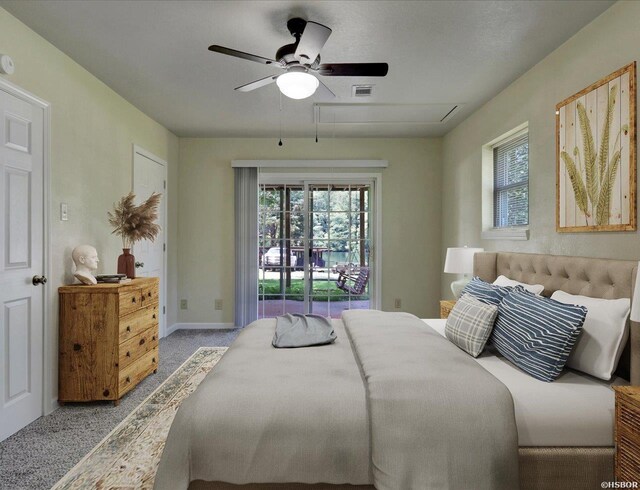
[155,252,639,490]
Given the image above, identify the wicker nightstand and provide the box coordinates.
[439,300,456,319]
[614,386,640,482]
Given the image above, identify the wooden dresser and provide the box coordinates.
[58,277,159,405]
[614,386,640,482]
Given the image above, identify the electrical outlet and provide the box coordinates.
[394,298,401,309]
[215,299,223,311]
[180,299,188,310]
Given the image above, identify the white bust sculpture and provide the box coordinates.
[72,244,99,285]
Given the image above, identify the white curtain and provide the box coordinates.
[234,167,258,327]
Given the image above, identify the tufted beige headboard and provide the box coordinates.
[474,251,639,384]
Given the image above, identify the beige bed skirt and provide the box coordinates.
[188,447,614,490]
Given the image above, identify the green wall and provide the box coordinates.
[178,137,442,323]
[441,0,640,298]
[0,8,179,410]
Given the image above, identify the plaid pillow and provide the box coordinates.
[445,293,498,357]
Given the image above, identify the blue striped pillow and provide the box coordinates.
[491,287,587,382]
[461,277,510,306]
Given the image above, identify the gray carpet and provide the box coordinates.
[0,328,241,490]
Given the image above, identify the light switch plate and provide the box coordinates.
[60,203,68,221]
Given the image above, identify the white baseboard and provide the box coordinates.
[166,322,236,336]
[47,397,59,415]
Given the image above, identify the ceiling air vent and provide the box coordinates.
[352,85,373,97]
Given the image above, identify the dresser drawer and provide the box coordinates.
[139,282,159,307]
[119,288,142,316]
[619,399,640,437]
[615,387,640,482]
[119,327,159,370]
[617,430,640,481]
[119,347,158,397]
[119,303,159,343]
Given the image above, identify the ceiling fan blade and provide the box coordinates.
[235,75,279,93]
[316,79,336,99]
[318,63,389,77]
[208,45,278,66]
[295,21,332,65]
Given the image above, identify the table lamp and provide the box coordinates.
[444,246,484,299]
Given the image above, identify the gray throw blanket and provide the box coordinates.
[155,318,370,488]
[155,312,519,490]
[272,313,337,348]
[342,310,519,489]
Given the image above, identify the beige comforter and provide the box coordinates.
[155,311,518,490]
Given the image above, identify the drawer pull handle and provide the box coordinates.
[126,376,131,383]
[141,296,145,302]
[148,292,152,297]
[152,314,156,319]
[126,351,131,357]
[126,326,131,332]
[152,336,156,341]
[131,297,136,303]
[139,338,146,346]
[152,357,156,363]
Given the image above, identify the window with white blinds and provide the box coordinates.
[493,133,529,228]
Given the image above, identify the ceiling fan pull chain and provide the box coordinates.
[278,91,283,147]
[315,105,319,143]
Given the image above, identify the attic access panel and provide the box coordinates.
[314,103,460,124]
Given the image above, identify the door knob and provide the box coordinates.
[135,261,144,268]
[32,275,47,286]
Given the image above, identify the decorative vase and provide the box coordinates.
[117,248,136,279]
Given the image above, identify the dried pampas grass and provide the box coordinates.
[108,192,162,249]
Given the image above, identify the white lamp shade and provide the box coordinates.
[444,247,484,274]
[276,71,319,99]
[631,261,640,322]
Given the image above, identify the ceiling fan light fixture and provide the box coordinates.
[277,71,319,99]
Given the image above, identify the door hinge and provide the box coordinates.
[163,306,166,315]
[163,180,166,189]
[163,243,166,252]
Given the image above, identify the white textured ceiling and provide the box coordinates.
[1,0,614,138]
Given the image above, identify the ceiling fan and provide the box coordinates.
[208,17,389,100]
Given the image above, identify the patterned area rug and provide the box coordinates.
[52,347,227,490]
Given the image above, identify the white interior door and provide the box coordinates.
[133,146,166,337]
[0,87,45,441]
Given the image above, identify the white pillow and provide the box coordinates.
[551,290,630,380]
[493,275,544,295]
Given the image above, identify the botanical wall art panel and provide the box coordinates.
[556,62,636,232]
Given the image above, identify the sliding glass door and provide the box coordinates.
[258,183,305,316]
[258,179,375,319]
